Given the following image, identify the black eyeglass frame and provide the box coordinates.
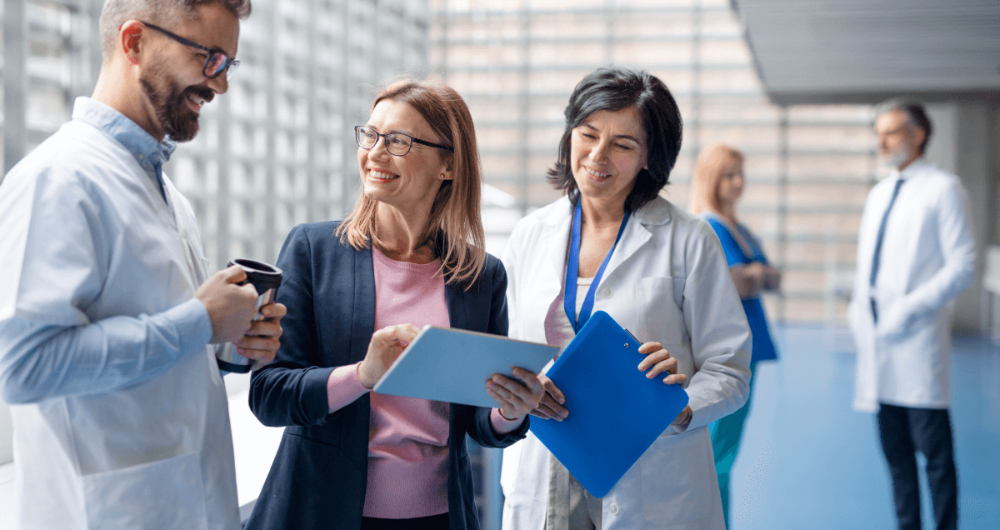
[141,22,240,80]
[354,126,454,156]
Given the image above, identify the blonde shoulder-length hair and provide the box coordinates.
[688,143,744,216]
[336,80,486,290]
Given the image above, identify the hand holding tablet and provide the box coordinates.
[486,366,546,421]
[372,325,557,409]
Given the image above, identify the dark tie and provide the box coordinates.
[869,177,904,321]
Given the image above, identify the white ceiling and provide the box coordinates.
[732,0,1000,104]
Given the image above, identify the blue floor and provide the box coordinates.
[727,325,1000,530]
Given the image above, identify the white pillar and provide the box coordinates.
[924,101,998,332]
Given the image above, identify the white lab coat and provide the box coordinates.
[500,196,752,530]
[0,119,239,529]
[848,160,976,412]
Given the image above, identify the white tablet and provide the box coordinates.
[372,326,558,408]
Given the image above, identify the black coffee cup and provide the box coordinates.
[215,258,283,373]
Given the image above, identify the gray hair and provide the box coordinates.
[874,98,933,155]
[99,0,251,60]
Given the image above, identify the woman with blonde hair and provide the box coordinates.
[245,80,544,530]
[690,143,781,526]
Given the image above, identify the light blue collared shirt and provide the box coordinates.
[0,97,213,404]
[71,96,177,202]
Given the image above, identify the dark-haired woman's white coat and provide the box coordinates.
[499,196,752,530]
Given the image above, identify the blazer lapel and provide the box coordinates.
[445,280,471,332]
[351,245,376,364]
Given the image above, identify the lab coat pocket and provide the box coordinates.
[639,428,716,525]
[874,290,913,339]
[82,450,208,530]
[637,277,687,347]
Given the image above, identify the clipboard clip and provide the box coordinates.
[624,328,640,344]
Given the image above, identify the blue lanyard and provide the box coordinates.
[564,200,631,333]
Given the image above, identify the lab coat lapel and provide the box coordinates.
[538,214,572,295]
[601,200,664,282]
[527,206,573,341]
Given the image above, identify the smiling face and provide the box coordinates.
[137,3,239,141]
[716,157,745,208]
[357,98,453,215]
[570,107,649,210]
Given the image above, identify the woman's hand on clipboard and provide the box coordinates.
[637,342,688,385]
[636,341,693,427]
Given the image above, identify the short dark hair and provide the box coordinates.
[547,66,683,212]
[875,98,933,154]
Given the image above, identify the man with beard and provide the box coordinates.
[0,1,285,528]
[848,100,975,530]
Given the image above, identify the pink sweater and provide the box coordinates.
[325,248,522,518]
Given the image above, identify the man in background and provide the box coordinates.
[848,99,975,530]
[0,0,284,528]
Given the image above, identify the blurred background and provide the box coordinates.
[1,0,998,528]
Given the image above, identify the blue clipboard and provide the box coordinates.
[529,311,689,497]
[373,326,557,408]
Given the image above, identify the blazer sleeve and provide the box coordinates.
[465,257,530,447]
[249,224,336,427]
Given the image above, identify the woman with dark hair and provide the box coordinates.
[244,80,545,530]
[499,67,751,530]
[690,143,780,527]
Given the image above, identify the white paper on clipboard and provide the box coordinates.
[372,326,558,407]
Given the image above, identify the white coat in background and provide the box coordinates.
[0,119,239,529]
[500,196,752,530]
[848,160,976,413]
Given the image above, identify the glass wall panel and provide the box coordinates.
[2,0,429,268]
[430,0,877,324]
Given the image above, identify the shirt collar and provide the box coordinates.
[71,97,177,175]
[898,157,927,180]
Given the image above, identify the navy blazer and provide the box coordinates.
[245,221,529,530]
